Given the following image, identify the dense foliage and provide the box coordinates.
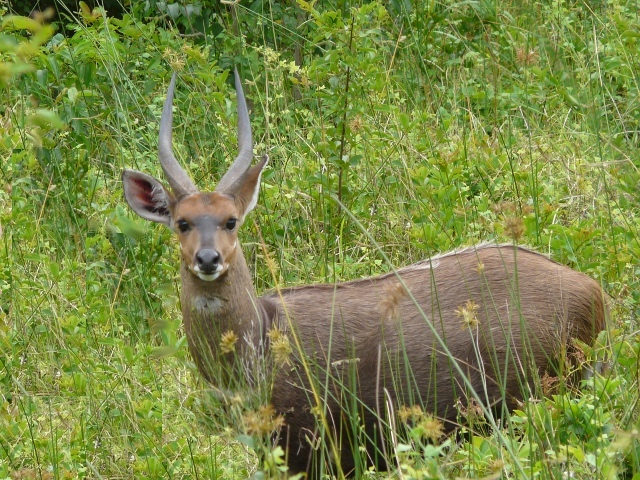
[2,0,639,478]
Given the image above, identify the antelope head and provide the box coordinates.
[122,71,268,282]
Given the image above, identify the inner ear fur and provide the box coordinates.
[232,155,269,218]
[122,169,175,226]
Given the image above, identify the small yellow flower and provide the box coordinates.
[418,415,444,442]
[490,459,505,472]
[456,299,480,329]
[310,404,323,418]
[398,404,425,423]
[399,405,444,442]
[162,48,185,71]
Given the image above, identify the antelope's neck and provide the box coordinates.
[180,247,269,353]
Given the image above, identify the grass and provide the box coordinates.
[2,0,640,478]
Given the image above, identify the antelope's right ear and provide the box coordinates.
[122,169,174,226]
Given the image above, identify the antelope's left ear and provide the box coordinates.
[231,155,269,218]
[122,169,175,226]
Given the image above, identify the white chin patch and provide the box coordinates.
[196,272,219,282]
[191,265,224,282]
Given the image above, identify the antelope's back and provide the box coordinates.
[267,245,606,419]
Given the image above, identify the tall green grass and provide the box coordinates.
[3,0,639,478]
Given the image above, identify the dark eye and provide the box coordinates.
[176,219,190,233]
[225,218,237,230]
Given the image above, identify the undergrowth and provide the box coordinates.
[2,0,639,478]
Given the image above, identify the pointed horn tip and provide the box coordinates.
[159,72,178,143]
[233,68,244,97]
[165,72,178,104]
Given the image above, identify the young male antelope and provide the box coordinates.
[122,71,607,476]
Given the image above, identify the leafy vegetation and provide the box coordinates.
[2,0,639,478]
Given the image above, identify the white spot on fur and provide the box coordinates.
[192,296,222,316]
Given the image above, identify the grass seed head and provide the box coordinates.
[220,330,239,354]
[268,327,292,365]
[504,216,525,241]
[456,398,485,424]
[516,46,539,66]
[379,282,406,321]
[540,371,560,396]
[243,404,284,436]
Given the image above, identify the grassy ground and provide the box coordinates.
[2,0,640,478]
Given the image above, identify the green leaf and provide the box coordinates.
[167,3,181,20]
[296,0,317,13]
[398,112,411,130]
[2,16,41,32]
[236,434,255,448]
[150,345,179,359]
[49,261,60,279]
[67,87,78,104]
[27,109,65,130]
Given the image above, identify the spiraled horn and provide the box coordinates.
[158,73,198,197]
[216,68,254,192]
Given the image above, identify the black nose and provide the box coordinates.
[195,249,220,274]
